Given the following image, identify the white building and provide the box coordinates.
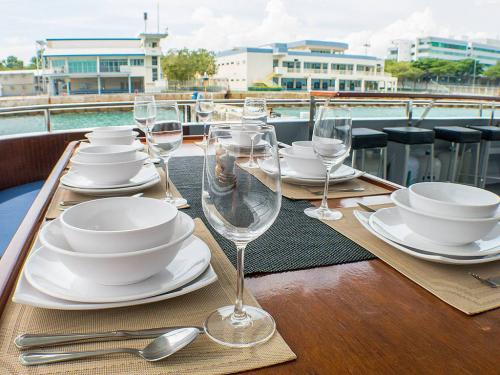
[215,40,397,92]
[387,36,500,66]
[41,33,167,96]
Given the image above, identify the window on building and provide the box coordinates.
[304,62,325,70]
[100,59,128,72]
[130,58,144,66]
[52,60,66,72]
[152,68,158,81]
[68,60,97,73]
[152,42,158,48]
[152,56,158,66]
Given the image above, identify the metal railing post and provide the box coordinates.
[406,100,413,127]
[44,109,51,132]
[479,103,483,118]
[490,102,495,126]
[309,96,316,131]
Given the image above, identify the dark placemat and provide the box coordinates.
[170,156,376,275]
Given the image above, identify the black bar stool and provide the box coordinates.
[434,126,481,186]
[351,128,388,178]
[468,126,500,188]
[383,127,435,186]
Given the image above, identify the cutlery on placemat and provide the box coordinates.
[308,186,365,195]
[59,192,144,208]
[357,202,376,212]
[469,272,500,288]
[19,328,201,366]
[15,326,204,349]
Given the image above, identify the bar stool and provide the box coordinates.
[434,126,481,186]
[468,126,500,188]
[383,127,435,186]
[351,128,388,178]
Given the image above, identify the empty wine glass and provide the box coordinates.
[202,122,282,347]
[133,94,155,132]
[240,98,267,168]
[146,101,187,208]
[195,92,215,144]
[304,105,352,221]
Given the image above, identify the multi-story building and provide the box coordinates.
[41,32,167,95]
[387,36,500,66]
[215,40,397,92]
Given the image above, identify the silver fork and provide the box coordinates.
[469,272,500,288]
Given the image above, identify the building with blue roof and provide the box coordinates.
[215,40,397,92]
[40,32,168,95]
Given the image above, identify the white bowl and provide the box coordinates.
[392,189,499,245]
[60,197,178,253]
[291,141,315,157]
[280,147,343,178]
[71,151,148,184]
[40,212,194,285]
[92,125,136,137]
[230,124,262,146]
[86,131,138,146]
[409,182,499,219]
[74,145,137,163]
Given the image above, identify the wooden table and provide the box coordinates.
[1,138,499,375]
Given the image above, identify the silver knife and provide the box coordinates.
[15,326,203,349]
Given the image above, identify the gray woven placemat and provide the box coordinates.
[170,156,375,275]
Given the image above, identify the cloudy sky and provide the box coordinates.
[1,0,500,62]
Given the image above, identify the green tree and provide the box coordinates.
[161,48,217,81]
[384,60,423,84]
[484,62,500,80]
[27,56,38,69]
[2,55,24,69]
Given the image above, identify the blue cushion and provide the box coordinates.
[0,180,44,256]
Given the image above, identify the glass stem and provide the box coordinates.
[202,121,207,143]
[163,157,173,201]
[320,166,332,210]
[249,136,255,165]
[233,243,247,319]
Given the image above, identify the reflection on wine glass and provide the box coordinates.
[147,101,187,208]
[202,122,281,347]
[240,98,267,168]
[195,92,215,144]
[134,94,155,132]
[304,105,352,221]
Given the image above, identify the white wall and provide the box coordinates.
[246,53,273,86]
[215,52,248,90]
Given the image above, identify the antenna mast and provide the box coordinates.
[157,0,160,33]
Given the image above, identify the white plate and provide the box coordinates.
[60,176,160,196]
[370,207,500,257]
[354,210,500,265]
[79,139,144,151]
[261,158,362,186]
[24,235,211,303]
[61,163,158,189]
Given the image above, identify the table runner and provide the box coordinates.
[0,219,296,374]
[248,168,391,200]
[169,156,376,274]
[324,205,500,315]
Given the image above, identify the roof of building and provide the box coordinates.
[43,48,145,57]
[287,40,348,50]
[418,36,469,45]
[46,38,141,41]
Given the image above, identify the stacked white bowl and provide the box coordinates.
[280,141,341,177]
[85,125,138,146]
[391,182,500,245]
[40,197,194,285]
[71,144,148,185]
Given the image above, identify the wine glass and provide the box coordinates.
[304,105,352,221]
[133,94,155,132]
[240,98,267,168]
[195,92,215,144]
[146,101,187,208]
[202,122,282,347]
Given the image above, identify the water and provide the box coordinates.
[148,120,183,157]
[0,105,493,137]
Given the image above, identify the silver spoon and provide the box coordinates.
[19,327,200,366]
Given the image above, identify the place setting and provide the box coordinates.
[354,182,500,265]
[61,126,161,196]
